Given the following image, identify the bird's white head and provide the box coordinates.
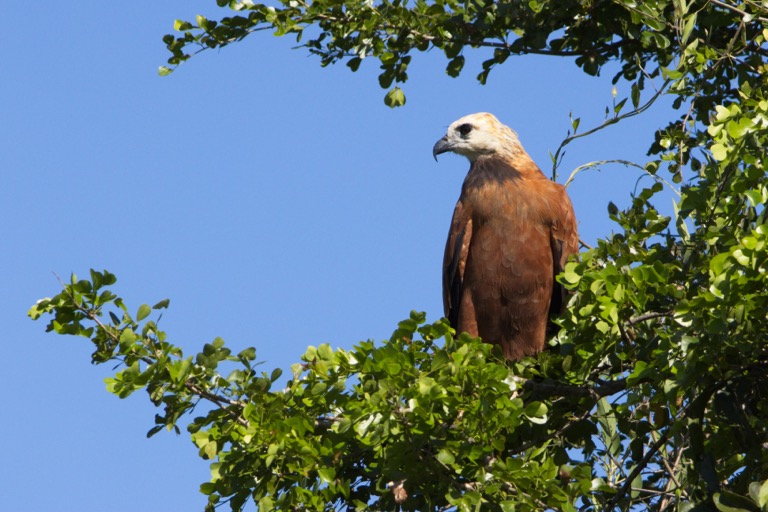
[433,112,524,162]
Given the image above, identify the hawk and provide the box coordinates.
[434,113,579,360]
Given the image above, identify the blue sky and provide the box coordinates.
[2,2,678,511]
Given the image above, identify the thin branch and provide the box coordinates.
[523,377,627,400]
[628,311,673,325]
[185,382,249,427]
[564,159,643,189]
[709,0,768,22]
[551,80,671,179]
[654,430,688,503]
[58,278,250,427]
[618,320,634,346]
[564,159,681,197]
[607,430,671,509]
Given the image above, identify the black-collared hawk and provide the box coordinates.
[433,113,579,360]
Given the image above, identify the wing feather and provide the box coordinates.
[548,185,579,322]
[443,200,472,328]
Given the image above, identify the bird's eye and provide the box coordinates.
[457,123,473,136]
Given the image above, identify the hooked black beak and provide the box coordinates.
[432,136,452,161]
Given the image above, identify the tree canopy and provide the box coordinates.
[31,0,768,511]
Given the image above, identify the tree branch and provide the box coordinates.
[607,430,671,509]
[60,281,250,427]
[551,80,671,180]
[523,377,627,400]
[184,381,249,427]
[709,0,768,22]
[628,311,673,325]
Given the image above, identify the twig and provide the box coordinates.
[654,430,688,504]
[564,158,680,197]
[59,278,250,427]
[627,311,673,325]
[551,80,671,179]
[709,0,768,22]
[184,381,249,426]
[606,431,671,509]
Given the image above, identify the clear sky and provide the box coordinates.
[2,2,678,511]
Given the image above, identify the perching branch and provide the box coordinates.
[523,377,627,400]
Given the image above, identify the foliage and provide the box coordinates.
[160,0,762,112]
[29,282,592,511]
[31,0,768,511]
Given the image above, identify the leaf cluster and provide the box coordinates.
[159,0,687,106]
[29,284,603,510]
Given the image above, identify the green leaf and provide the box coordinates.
[713,491,759,512]
[310,382,327,396]
[748,479,768,508]
[238,347,257,361]
[499,502,516,512]
[446,56,465,77]
[681,13,697,44]
[119,328,137,347]
[571,115,580,133]
[562,262,581,284]
[614,97,628,115]
[628,466,644,498]
[596,398,616,431]
[436,448,455,465]
[523,401,548,424]
[631,83,641,109]
[137,304,151,321]
[726,119,748,139]
[317,343,333,361]
[317,467,336,483]
[710,143,728,161]
[174,358,192,383]
[418,376,436,395]
[627,361,652,385]
[28,299,51,320]
[153,298,170,309]
[146,425,164,438]
[333,417,352,434]
[173,19,194,31]
[384,87,406,108]
[203,441,218,460]
[744,189,765,207]
[158,66,173,76]
[714,105,732,122]
[346,57,362,72]
[710,252,731,275]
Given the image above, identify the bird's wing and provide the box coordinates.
[443,199,473,328]
[548,186,580,319]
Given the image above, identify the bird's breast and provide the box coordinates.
[465,181,545,227]
[461,181,554,282]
